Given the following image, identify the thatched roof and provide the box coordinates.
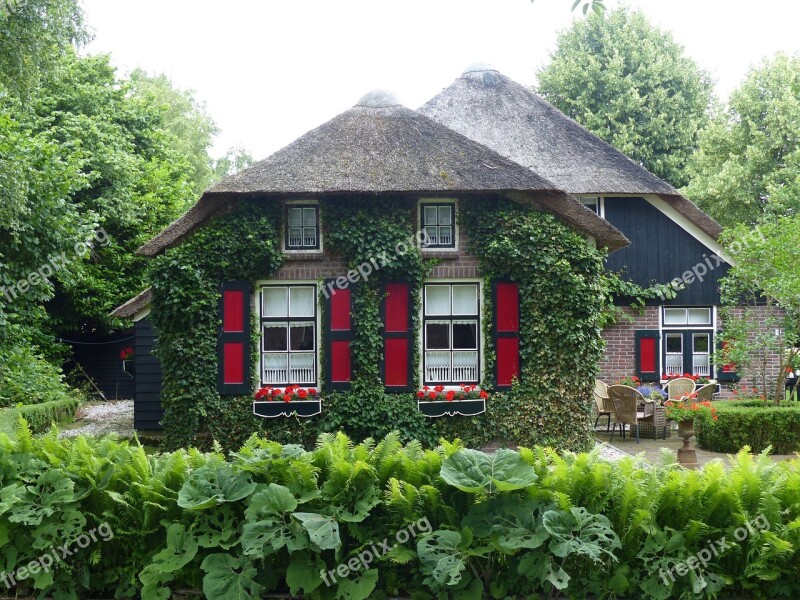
[136,91,628,257]
[110,287,152,319]
[419,67,723,240]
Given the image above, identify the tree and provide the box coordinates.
[129,69,219,195]
[683,53,800,227]
[536,7,713,188]
[717,218,800,403]
[212,146,254,181]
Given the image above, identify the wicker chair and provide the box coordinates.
[607,385,656,443]
[666,377,696,400]
[593,380,615,432]
[692,383,716,402]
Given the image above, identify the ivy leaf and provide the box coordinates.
[200,553,263,600]
[334,569,378,600]
[177,466,256,511]
[294,512,341,550]
[286,552,324,596]
[440,449,537,493]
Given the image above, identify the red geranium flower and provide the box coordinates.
[479,390,488,399]
[445,390,456,401]
[417,391,425,398]
[434,385,445,393]
[283,393,292,402]
[297,389,308,399]
[428,392,437,400]
[308,388,317,396]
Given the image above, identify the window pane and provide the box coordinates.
[287,227,303,247]
[666,333,682,353]
[303,227,317,247]
[438,206,452,225]
[425,285,450,315]
[452,285,477,315]
[302,207,317,226]
[290,323,315,351]
[437,226,453,246]
[663,308,687,325]
[262,323,288,351]
[424,226,438,246]
[289,353,315,384]
[693,334,709,353]
[287,207,302,227]
[688,308,711,325]
[581,198,598,214]
[424,205,438,225]
[263,287,288,317]
[263,353,288,385]
[452,321,477,349]
[453,351,478,382]
[426,322,450,350]
[289,287,315,317]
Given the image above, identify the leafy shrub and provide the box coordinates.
[0,343,75,407]
[15,396,82,433]
[696,400,800,454]
[2,428,800,599]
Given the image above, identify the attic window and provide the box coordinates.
[420,202,455,248]
[285,205,319,250]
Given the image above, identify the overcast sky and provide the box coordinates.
[82,0,800,161]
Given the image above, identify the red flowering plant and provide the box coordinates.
[614,375,640,387]
[664,394,718,422]
[415,384,489,402]
[119,347,134,361]
[254,385,318,403]
[663,372,711,385]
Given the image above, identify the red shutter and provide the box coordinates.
[218,281,251,395]
[493,281,520,389]
[382,282,413,391]
[635,330,660,381]
[324,281,353,390]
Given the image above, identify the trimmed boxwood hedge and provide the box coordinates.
[0,396,81,437]
[696,399,800,454]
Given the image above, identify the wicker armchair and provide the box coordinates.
[607,385,656,443]
[594,380,615,432]
[666,377,696,400]
[692,383,716,402]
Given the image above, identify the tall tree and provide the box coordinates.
[128,69,218,195]
[683,53,800,227]
[536,7,713,187]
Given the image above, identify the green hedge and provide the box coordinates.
[2,427,800,599]
[696,399,800,454]
[0,396,82,437]
[0,343,75,408]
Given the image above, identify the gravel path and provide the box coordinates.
[59,400,134,439]
[594,441,631,461]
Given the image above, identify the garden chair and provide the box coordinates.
[692,383,716,402]
[666,377,696,400]
[607,385,656,444]
[593,379,615,432]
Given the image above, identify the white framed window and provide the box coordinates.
[418,199,457,250]
[661,306,714,379]
[284,202,321,251]
[423,283,479,384]
[577,196,604,218]
[260,284,317,386]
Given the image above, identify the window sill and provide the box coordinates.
[283,250,325,260]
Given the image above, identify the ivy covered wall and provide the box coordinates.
[148,196,608,452]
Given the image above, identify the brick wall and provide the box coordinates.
[426,219,481,279]
[599,304,783,399]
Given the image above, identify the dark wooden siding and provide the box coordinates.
[66,333,135,400]
[134,318,164,430]
[603,197,727,305]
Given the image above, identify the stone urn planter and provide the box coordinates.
[677,418,699,469]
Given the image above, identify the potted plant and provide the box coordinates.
[664,396,718,468]
[253,385,321,418]
[615,375,641,387]
[120,347,134,378]
[416,384,488,417]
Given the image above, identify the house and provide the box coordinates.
[112,87,625,446]
[112,67,756,444]
[419,65,747,392]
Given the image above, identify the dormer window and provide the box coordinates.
[420,201,456,248]
[285,205,319,250]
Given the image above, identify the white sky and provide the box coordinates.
[81,0,800,161]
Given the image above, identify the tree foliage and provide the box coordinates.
[684,53,800,227]
[536,7,713,187]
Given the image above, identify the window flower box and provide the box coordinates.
[253,385,321,418]
[416,385,487,418]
